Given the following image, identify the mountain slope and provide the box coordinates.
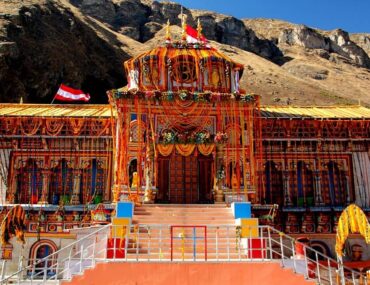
[0,0,369,105]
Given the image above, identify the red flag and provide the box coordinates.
[54,84,90,102]
[186,25,208,44]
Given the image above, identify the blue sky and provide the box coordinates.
[174,0,370,33]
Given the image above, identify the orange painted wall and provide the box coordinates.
[64,262,315,285]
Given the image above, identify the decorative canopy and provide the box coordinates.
[123,43,244,94]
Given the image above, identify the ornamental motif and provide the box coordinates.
[159,129,213,145]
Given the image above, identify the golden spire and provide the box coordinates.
[197,18,202,42]
[165,19,171,42]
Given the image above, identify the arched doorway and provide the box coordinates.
[29,240,57,278]
[129,159,137,187]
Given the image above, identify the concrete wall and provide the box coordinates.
[65,262,315,285]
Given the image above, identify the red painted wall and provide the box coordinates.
[64,262,314,285]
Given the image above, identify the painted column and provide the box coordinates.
[314,170,324,206]
[214,144,225,202]
[7,171,17,203]
[112,117,121,203]
[71,170,82,205]
[283,171,292,206]
[144,143,154,203]
[345,175,351,204]
[38,170,50,204]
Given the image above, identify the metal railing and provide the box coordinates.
[1,224,110,284]
[0,224,368,285]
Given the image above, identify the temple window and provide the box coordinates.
[264,161,283,205]
[201,59,229,92]
[321,161,346,206]
[171,55,197,90]
[129,119,147,142]
[17,158,42,204]
[49,159,73,205]
[141,55,160,88]
[129,159,138,186]
[81,159,106,204]
[293,161,314,206]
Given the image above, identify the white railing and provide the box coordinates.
[1,224,110,285]
[0,224,368,285]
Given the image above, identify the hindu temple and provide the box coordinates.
[0,20,369,284]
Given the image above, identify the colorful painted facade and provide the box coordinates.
[0,29,370,268]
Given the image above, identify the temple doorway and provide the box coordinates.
[156,153,213,204]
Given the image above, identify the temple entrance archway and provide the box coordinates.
[156,152,213,204]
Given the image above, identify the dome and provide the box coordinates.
[124,43,244,94]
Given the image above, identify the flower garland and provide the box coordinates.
[159,129,215,145]
[110,89,256,104]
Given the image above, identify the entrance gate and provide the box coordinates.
[157,153,213,204]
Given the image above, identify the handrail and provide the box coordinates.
[1,224,368,285]
[1,224,110,284]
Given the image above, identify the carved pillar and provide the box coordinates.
[144,143,155,203]
[38,170,51,204]
[283,171,292,206]
[345,175,351,204]
[314,170,324,206]
[112,118,121,204]
[71,170,82,205]
[214,144,225,202]
[7,172,17,204]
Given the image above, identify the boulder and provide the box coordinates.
[279,25,330,50]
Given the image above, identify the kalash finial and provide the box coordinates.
[165,19,171,44]
[197,18,202,42]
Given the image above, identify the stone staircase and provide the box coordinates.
[132,204,235,225]
[125,204,240,260]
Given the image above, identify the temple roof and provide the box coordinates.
[123,44,244,94]
[0,104,370,119]
[259,105,370,119]
[0,104,113,117]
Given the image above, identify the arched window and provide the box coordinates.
[264,161,283,205]
[17,159,42,204]
[28,240,57,278]
[49,159,73,205]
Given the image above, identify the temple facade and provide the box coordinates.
[0,27,369,267]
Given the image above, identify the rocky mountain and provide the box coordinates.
[0,0,369,105]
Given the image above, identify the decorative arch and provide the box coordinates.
[335,204,370,257]
[29,239,58,276]
[225,123,242,147]
[309,241,331,260]
[129,120,147,143]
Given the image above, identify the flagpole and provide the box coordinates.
[51,84,61,104]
